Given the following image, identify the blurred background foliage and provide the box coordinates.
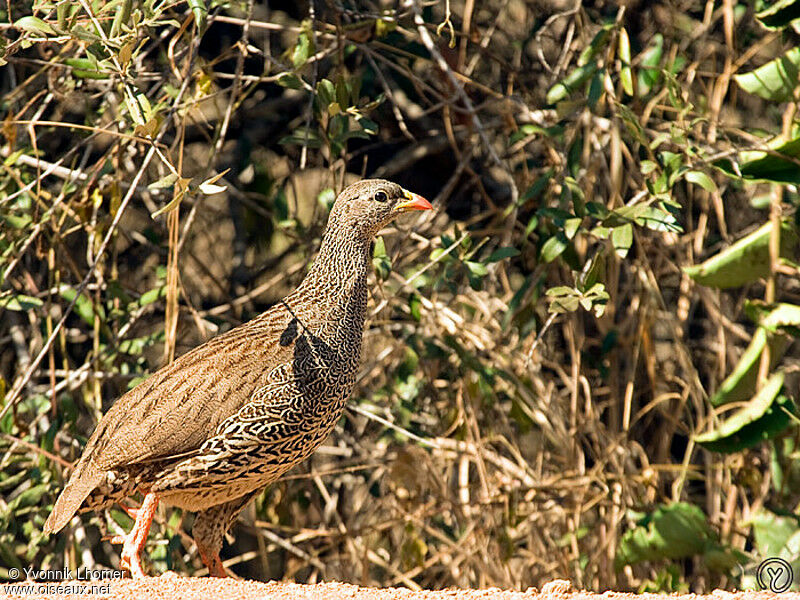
[1,0,800,592]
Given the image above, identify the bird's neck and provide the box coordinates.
[302,224,372,295]
[285,225,371,372]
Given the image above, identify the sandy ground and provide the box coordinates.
[0,578,791,600]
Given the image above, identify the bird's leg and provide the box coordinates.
[109,492,158,578]
[120,503,140,519]
[195,541,227,578]
[191,490,260,577]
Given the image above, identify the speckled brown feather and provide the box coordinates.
[43,180,429,549]
[44,311,297,533]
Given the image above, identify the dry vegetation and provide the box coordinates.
[2,0,800,594]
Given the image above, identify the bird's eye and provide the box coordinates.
[374,190,388,203]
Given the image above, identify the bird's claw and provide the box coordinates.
[197,544,228,578]
[109,531,146,578]
[106,492,159,579]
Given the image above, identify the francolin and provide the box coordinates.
[44,179,432,577]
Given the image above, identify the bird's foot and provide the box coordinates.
[197,545,228,578]
[120,504,140,519]
[109,492,159,579]
[110,535,146,579]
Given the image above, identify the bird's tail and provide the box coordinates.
[43,463,104,534]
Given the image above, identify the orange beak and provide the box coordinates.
[394,189,433,213]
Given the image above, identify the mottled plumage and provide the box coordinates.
[43,179,432,577]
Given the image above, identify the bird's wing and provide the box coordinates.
[45,306,301,534]
[97,314,296,469]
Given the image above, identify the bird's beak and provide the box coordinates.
[394,189,433,213]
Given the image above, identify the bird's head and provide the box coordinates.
[326,179,432,240]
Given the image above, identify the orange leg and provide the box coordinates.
[109,492,158,578]
[120,503,140,519]
[196,541,228,577]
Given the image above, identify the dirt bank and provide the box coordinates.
[0,578,789,600]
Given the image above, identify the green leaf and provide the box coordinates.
[734,47,800,102]
[741,139,800,184]
[563,217,582,240]
[702,546,747,575]
[372,236,391,281]
[316,79,336,110]
[637,34,663,94]
[509,123,548,145]
[577,252,605,291]
[684,219,799,288]
[710,327,789,407]
[355,115,379,136]
[545,285,607,316]
[641,160,658,175]
[587,69,605,109]
[748,511,800,559]
[64,57,111,80]
[1,211,31,229]
[578,24,612,67]
[0,294,43,312]
[375,18,397,38]
[69,24,101,44]
[603,204,646,226]
[278,128,323,148]
[611,223,633,258]
[618,27,634,96]
[187,0,207,35]
[581,282,610,317]
[335,75,354,109]
[59,285,105,326]
[564,177,585,216]
[754,302,800,335]
[328,112,347,141]
[429,248,450,262]
[638,205,682,233]
[277,72,304,89]
[503,274,535,330]
[716,135,800,185]
[540,233,568,262]
[546,63,598,105]
[615,503,714,569]
[546,286,581,314]
[14,16,56,36]
[756,0,800,28]
[546,286,577,296]
[696,372,795,453]
[150,177,190,218]
[292,31,312,68]
[7,483,49,510]
[140,285,166,306]
[464,261,488,276]
[136,93,153,124]
[118,331,162,355]
[3,149,24,167]
[464,260,488,291]
[684,170,717,192]
[485,247,520,262]
[317,188,336,211]
[408,292,422,322]
[525,214,539,236]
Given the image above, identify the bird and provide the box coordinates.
[43,179,432,578]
